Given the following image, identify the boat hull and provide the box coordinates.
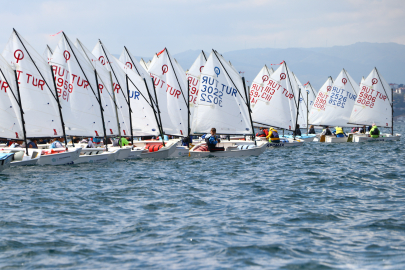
[189,141,267,158]
[37,148,82,165]
[353,134,401,142]
[72,148,118,164]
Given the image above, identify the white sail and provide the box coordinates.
[251,62,298,130]
[186,51,207,119]
[43,45,53,64]
[148,48,188,136]
[2,30,63,138]
[140,58,148,70]
[348,68,392,127]
[95,43,159,136]
[51,32,104,137]
[250,65,274,105]
[292,72,308,128]
[75,39,119,136]
[308,77,333,125]
[191,50,252,135]
[0,55,23,139]
[119,47,156,104]
[92,41,133,137]
[309,69,358,127]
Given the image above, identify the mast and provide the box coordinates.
[187,80,190,137]
[126,74,134,145]
[151,78,165,146]
[307,90,309,135]
[13,70,28,155]
[242,77,256,145]
[293,88,301,140]
[111,71,122,147]
[94,70,108,151]
[144,78,165,147]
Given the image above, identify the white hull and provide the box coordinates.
[0,148,41,166]
[190,141,267,158]
[72,148,118,164]
[128,149,143,159]
[280,136,315,143]
[170,145,190,157]
[255,137,304,147]
[37,148,82,165]
[107,147,131,160]
[353,134,401,142]
[0,154,13,172]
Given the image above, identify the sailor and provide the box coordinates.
[86,138,95,148]
[308,125,316,134]
[256,127,269,137]
[10,140,23,148]
[293,124,301,136]
[27,139,38,149]
[358,125,366,134]
[50,137,64,148]
[321,126,332,136]
[333,126,346,137]
[369,124,380,138]
[266,128,280,144]
[205,128,224,152]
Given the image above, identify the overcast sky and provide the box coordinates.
[1,0,404,57]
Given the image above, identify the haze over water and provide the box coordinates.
[1,124,404,269]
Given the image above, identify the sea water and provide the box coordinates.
[1,124,405,269]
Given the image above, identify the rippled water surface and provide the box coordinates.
[1,124,405,269]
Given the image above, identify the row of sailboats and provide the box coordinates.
[0,29,400,171]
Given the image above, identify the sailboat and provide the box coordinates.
[251,61,304,147]
[250,65,274,106]
[140,58,148,71]
[189,50,267,157]
[50,32,126,164]
[0,53,42,165]
[308,69,358,143]
[348,68,401,142]
[2,29,81,165]
[145,48,189,157]
[94,41,177,159]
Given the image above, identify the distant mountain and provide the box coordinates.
[142,42,404,90]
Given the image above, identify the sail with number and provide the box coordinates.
[191,50,252,135]
[148,48,188,136]
[309,69,358,127]
[251,62,299,130]
[51,32,105,137]
[119,47,156,104]
[308,77,334,125]
[348,68,392,127]
[250,65,274,106]
[2,30,63,138]
[74,39,119,136]
[186,51,207,118]
[0,54,23,139]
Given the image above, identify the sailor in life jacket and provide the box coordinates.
[204,128,225,152]
[333,126,347,138]
[369,124,380,138]
[256,127,269,137]
[266,128,280,143]
[50,137,64,149]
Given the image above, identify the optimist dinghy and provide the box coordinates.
[348,68,400,142]
[189,50,267,157]
[0,148,41,166]
[309,70,359,143]
[251,61,304,147]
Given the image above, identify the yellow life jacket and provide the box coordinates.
[335,127,344,134]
